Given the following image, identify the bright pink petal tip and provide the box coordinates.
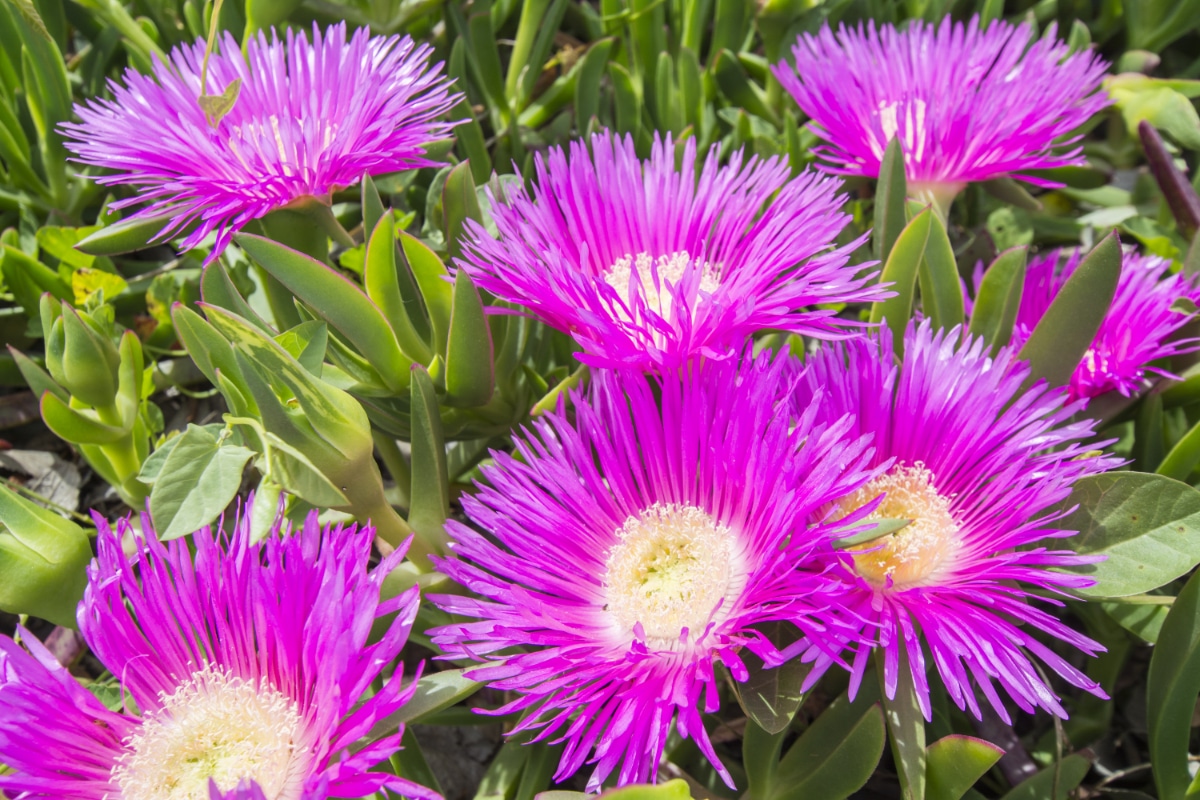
[0,497,435,800]
[457,130,887,369]
[62,23,457,260]
[773,17,1110,188]
[795,321,1122,723]
[430,352,878,789]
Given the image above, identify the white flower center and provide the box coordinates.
[835,463,961,589]
[111,665,308,800]
[603,251,720,321]
[603,503,742,648]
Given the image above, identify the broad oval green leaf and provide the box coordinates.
[1054,471,1200,597]
[148,423,254,541]
[735,622,810,734]
[1018,231,1121,390]
[926,735,1003,800]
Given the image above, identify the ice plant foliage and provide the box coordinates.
[430,353,877,788]
[1006,249,1200,400]
[62,23,455,257]
[458,132,884,368]
[795,322,1120,722]
[773,17,1109,197]
[0,503,429,800]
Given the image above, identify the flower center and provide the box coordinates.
[835,463,961,590]
[603,251,720,321]
[111,665,308,800]
[603,503,741,647]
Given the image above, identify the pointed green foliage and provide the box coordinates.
[261,432,348,507]
[1149,567,1200,800]
[43,300,120,408]
[401,232,454,357]
[1017,232,1121,390]
[874,138,908,263]
[235,233,412,392]
[996,754,1091,800]
[365,214,433,364]
[41,392,126,443]
[879,648,926,800]
[171,304,257,417]
[981,178,1042,212]
[712,49,779,128]
[368,667,481,736]
[573,38,616,132]
[1054,472,1200,598]
[871,209,933,353]
[408,365,450,554]
[1157,412,1200,480]
[967,247,1027,352]
[361,175,386,244]
[608,62,640,138]
[446,269,495,408]
[925,736,1003,800]
[735,622,810,734]
[9,346,67,402]
[477,738,533,800]
[2,245,70,324]
[0,483,91,627]
[148,423,254,541]
[917,212,965,333]
[771,692,887,800]
[443,160,483,261]
[832,518,912,549]
[199,261,271,332]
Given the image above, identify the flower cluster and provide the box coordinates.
[7,8,1189,800]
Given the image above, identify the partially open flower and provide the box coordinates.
[773,17,1109,207]
[63,23,455,260]
[1006,249,1200,401]
[0,501,431,800]
[794,322,1121,722]
[430,353,875,788]
[457,131,883,368]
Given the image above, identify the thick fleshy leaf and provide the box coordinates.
[261,432,348,507]
[478,739,534,800]
[199,260,272,333]
[1017,232,1121,390]
[0,482,91,627]
[880,646,926,800]
[735,622,810,734]
[917,212,965,333]
[443,160,483,261]
[1139,120,1200,239]
[148,423,254,541]
[401,232,453,357]
[1054,472,1200,597]
[967,246,1027,352]
[367,668,481,736]
[446,269,495,408]
[874,137,907,263]
[365,213,433,364]
[172,304,257,417]
[996,754,1091,800]
[575,39,617,132]
[41,392,126,444]
[981,178,1042,211]
[871,209,933,353]
[773,693,886,800]
[235,233,412,392]
[361,174,386,245]
[408,365,450,553]
[925,736,1003,800]
[1148,568,1200,800]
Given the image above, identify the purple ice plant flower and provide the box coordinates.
[1004,248,1200,401]
[773,17,1109,209]
[794,321,1121,722]
[62,23,455,259]
[429,353,877,788]
[0,501,433,800]
[457,131,885,369]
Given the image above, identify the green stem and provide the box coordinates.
[95,403,141,486]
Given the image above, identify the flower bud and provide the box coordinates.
[43,298,121,408]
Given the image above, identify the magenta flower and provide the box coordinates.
[0,502,432,800]
[1005,249,1200,401]
[62,23,455,258]
[773,17,1108,201]
[430,353,876,788]
[457,132,884,368]
[794,322,1120,722]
